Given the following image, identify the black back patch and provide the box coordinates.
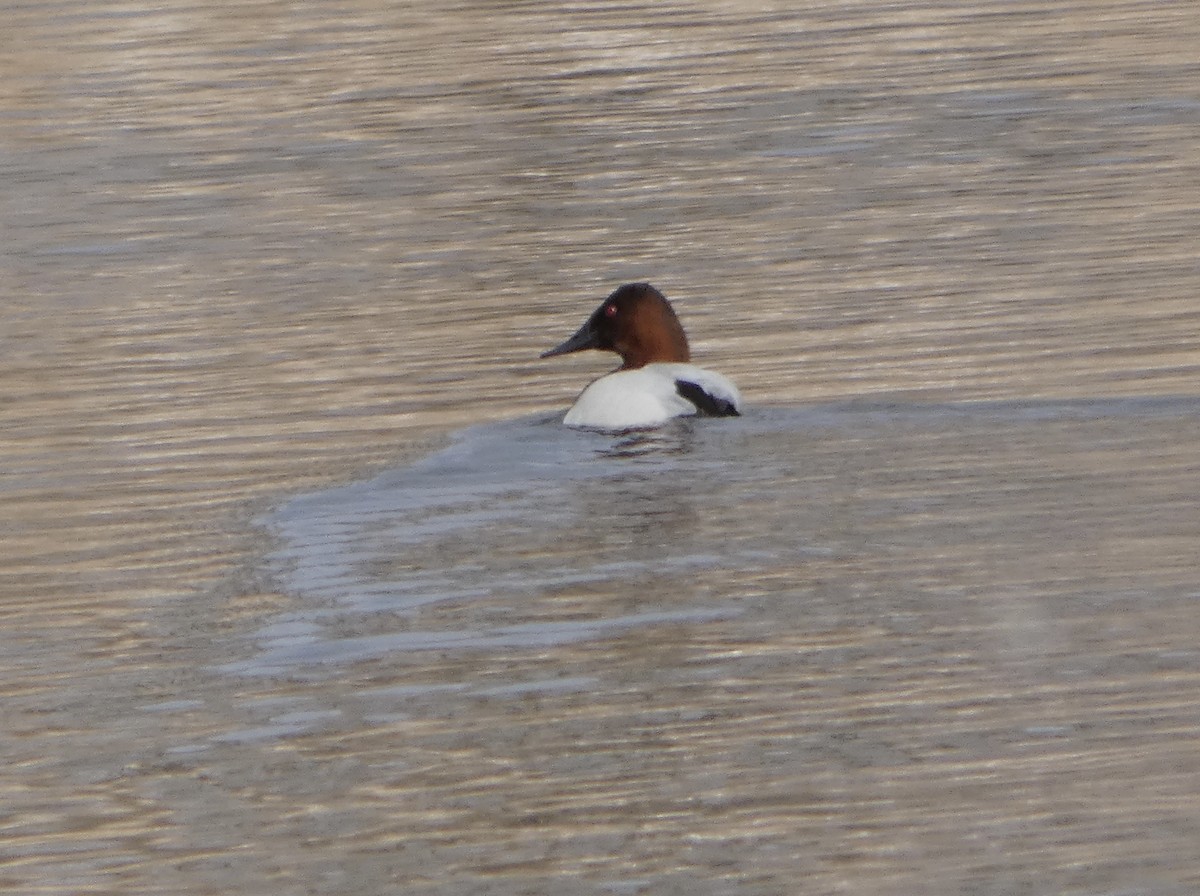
[675,379,740,417]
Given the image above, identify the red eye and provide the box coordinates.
[604,304,618,317]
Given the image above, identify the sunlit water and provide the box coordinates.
[4,1,1200,893]
[248,398,1200,676]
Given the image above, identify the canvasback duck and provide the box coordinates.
[541,283,742,430]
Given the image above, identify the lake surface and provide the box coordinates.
[3,2,1200,894]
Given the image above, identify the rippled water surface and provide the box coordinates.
[4,1,1200,893]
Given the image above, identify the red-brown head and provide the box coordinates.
[540,283,691,370]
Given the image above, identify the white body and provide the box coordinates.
[562,363,742,430]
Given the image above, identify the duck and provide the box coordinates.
[541,283,742,430]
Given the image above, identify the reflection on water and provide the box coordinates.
[247,400,1200,681]
[4,0,1200,893]
[237,416,754,674]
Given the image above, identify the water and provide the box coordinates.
[4,2,1200,893]
[247,398,1200,675]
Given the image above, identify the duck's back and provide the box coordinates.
[562,364,741,430]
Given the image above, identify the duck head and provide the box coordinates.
[541,283,691,370]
